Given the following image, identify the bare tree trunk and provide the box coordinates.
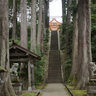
[87,0,92,64]
[76,0,92,89]
[20,0,28,48]
[0,0,16,95]
[70,0,78,83]
[62,0,67,34]
[45,1,49,29]
[12,0,17,40]
[41,1,45,53]
[31,0,36,50]
[87,0,92,77]
[37,0,43,49]
[65,0,72,54]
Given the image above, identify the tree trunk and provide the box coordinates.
[65,0,72,54]
[76,0,92,89]
[20,0,28,49]
[31,0,37,50]
[37,0,43,49]
[62,0,67,34]
[0,0,16,95]
[70,0,78,83]
[45,1,49,29]
[87,0,92,65]
[12,0,17,40]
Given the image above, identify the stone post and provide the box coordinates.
[49,30,51,50]
[31,60,35,90]
[57,30,60,50]
[28,59,32,91]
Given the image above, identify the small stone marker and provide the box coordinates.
[87,62,96,96]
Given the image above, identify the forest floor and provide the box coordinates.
[42,83,71,96]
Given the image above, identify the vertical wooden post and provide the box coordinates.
[28,59,32,91]
[57,30,60,50]
[31,59,35,90]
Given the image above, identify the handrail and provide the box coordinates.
[65,85,74,96]
[36,91,40,96]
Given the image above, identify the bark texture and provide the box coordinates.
[31,0,37,50]
[65,0,72,54]
[0,0,16,95]
[62,0,67,34]
[37,0,43,48]
[20,0,28,49]
[12,0,17,40]
[70,0,78,82]
[76,0,92,89]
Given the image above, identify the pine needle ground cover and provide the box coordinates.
[67,85,87,96]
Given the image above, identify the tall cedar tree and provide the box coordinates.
[12,0,17,40]
[0,0,16,95]
[31,0,37,50]
[37,0,43,50]
[76,0,92,89]
[20,0,28,48]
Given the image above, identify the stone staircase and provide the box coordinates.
[50,31,58,50]
[47,31,62,83]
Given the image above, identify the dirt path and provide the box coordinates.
[42,83,70,96]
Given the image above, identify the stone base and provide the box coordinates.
[87,79,96,96]
[32,85,35,90]
[87,93,96,96]
[12,83,22,95]
[28,87,32,92]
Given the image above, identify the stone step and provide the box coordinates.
[50,31,58,50]
[47,31,62,83]
[48,50,62,83]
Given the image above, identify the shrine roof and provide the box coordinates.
[10,41,41,60]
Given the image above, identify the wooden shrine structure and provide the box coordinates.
[49,18,61,31]
[9,41,41,92]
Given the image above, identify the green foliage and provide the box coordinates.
[27,0,32,6]
[43,29,49,53]
[91,2,96,62]
[16,21,20,39]
[27,26,31,41]
[35,56,45,84]
[64,58,72,81]
[9,21,20,40]
[22,93,36,96]
[70,0,77,15]
[67,85,87,96]
[33,29,49,84]
[9,39,20,45]
[0,66,7,72]
[61,12,73,82]
[60,23,73,51]
[9,27,12,39]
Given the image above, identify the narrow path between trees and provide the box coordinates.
[42,83,70,96]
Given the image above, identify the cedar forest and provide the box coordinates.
[0,0,96,96]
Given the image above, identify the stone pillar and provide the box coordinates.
[28,60,32,91]
[31,60,35,90]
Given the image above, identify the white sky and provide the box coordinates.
[49,0,62,23]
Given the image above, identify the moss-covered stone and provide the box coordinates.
[22,92,36,96]
[0,66,7,72]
